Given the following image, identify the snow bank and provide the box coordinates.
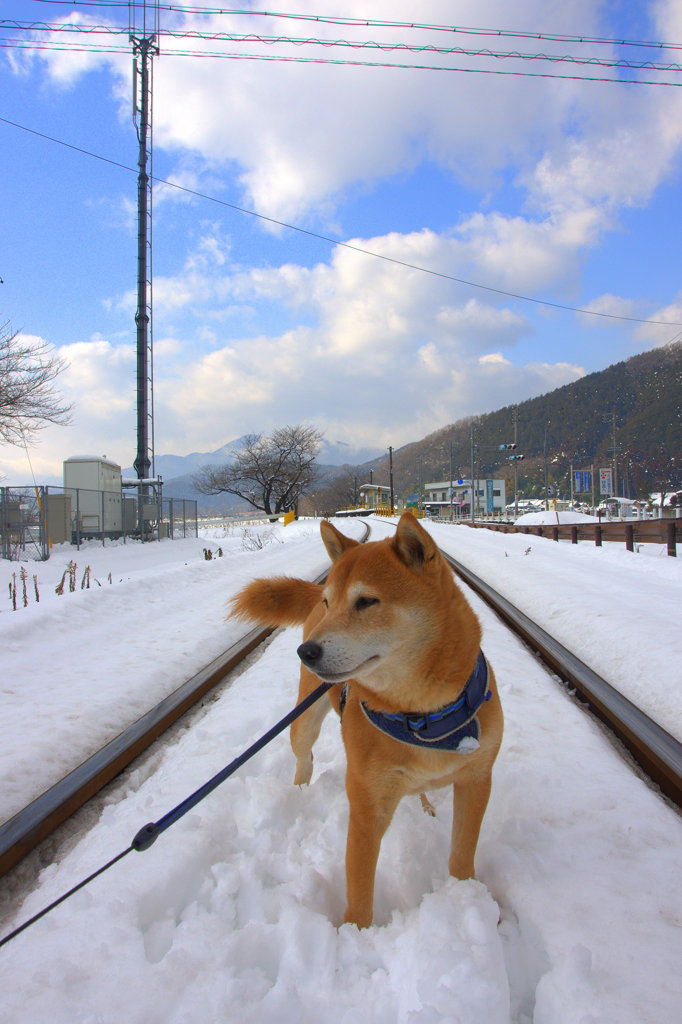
[514,511,599,525]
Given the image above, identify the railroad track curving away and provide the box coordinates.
[1,517,679,885]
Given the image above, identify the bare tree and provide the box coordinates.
[0,322,73,445]
[193,424,323,519]
[303,465,363,516]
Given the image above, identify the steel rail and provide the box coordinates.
[442,550,682,808]
[0,521,371,878]
[2,518,678,884]
[0,623,276,877]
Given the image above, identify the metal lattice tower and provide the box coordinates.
[130,2,159,484]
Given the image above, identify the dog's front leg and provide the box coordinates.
[290,665,332,785]
[343,772,401,928]
[448,769,492,880]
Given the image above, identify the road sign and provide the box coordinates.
[600,468,613,495]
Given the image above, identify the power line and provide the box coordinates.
[21,3,682,54]
[131,50,682,86]
[6,20,682,72]
[2,113,681,328]
[2,17,681,84]
[159,33,682,73]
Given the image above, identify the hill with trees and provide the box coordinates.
[307,341,682,512]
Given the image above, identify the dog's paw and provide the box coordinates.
[293,754,313,787]
[419,792,436,817]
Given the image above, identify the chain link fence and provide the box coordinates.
[1,485,198,561]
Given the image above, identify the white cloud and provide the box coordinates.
[25,1,682,230]
[5,0,680,482]
[0,334,138,483]
[144,226,585,455]
[0,292,586,483]
[71,222,586,464]
[634,292,682,347]
[578,294,640,326]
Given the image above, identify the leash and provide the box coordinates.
[0,681,333,950]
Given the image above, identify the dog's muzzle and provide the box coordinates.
[297,641,323,668]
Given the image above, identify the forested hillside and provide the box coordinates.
[354,341,682,504]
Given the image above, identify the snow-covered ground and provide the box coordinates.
[0,516,680,1024]
[514,510,599,525]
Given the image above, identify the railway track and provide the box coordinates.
[1,517,680,889]
[440,550,682,808]
[0,520,371,880]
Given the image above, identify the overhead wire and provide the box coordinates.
[19,2,682,55]
[4,19,681,70]
[2,8,681,324]
[1,113,681,329]
[2,19,681,84]
[3,11,679,83]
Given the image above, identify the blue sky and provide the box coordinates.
[1,0,682,483]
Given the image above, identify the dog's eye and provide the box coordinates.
[322,597,329,608]
[355,596,379,611]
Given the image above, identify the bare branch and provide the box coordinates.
[192,425,323,517]
[0,322,73,445]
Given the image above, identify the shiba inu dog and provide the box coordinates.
[231,513,503,927]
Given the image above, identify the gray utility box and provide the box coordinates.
[63,456,122,535]
[46,493,72,545]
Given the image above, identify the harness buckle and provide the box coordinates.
[404,714,427,733]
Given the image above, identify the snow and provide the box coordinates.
[1,516,681,1023]
[514,510,599,525]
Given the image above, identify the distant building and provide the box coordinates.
[424,478,506,517]
[358,484,392,510]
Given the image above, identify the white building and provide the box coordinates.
[424,478,506,517]
[358,484,392,510]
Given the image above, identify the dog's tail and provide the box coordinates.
[230,576,323,628]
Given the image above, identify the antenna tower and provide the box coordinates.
[129,1,159,490]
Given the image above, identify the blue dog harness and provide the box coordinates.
[340,651,491,753]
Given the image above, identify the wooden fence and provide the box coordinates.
[462,518,679,556]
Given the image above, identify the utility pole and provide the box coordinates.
[513,405,518,520]
[612,409,619,498]
[543,421,550,511]
[417,456,423,514]
[470,425,475,522]
[130,3,159,534]
[388,447,394,514]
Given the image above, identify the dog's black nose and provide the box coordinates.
[297,641,323,666]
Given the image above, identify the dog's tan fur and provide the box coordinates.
[231,513,503,927]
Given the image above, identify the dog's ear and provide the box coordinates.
[392,512,437,571]
[320,520,360,562]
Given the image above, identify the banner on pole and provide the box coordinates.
[599,468,613,495]
[574,470,592,494]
